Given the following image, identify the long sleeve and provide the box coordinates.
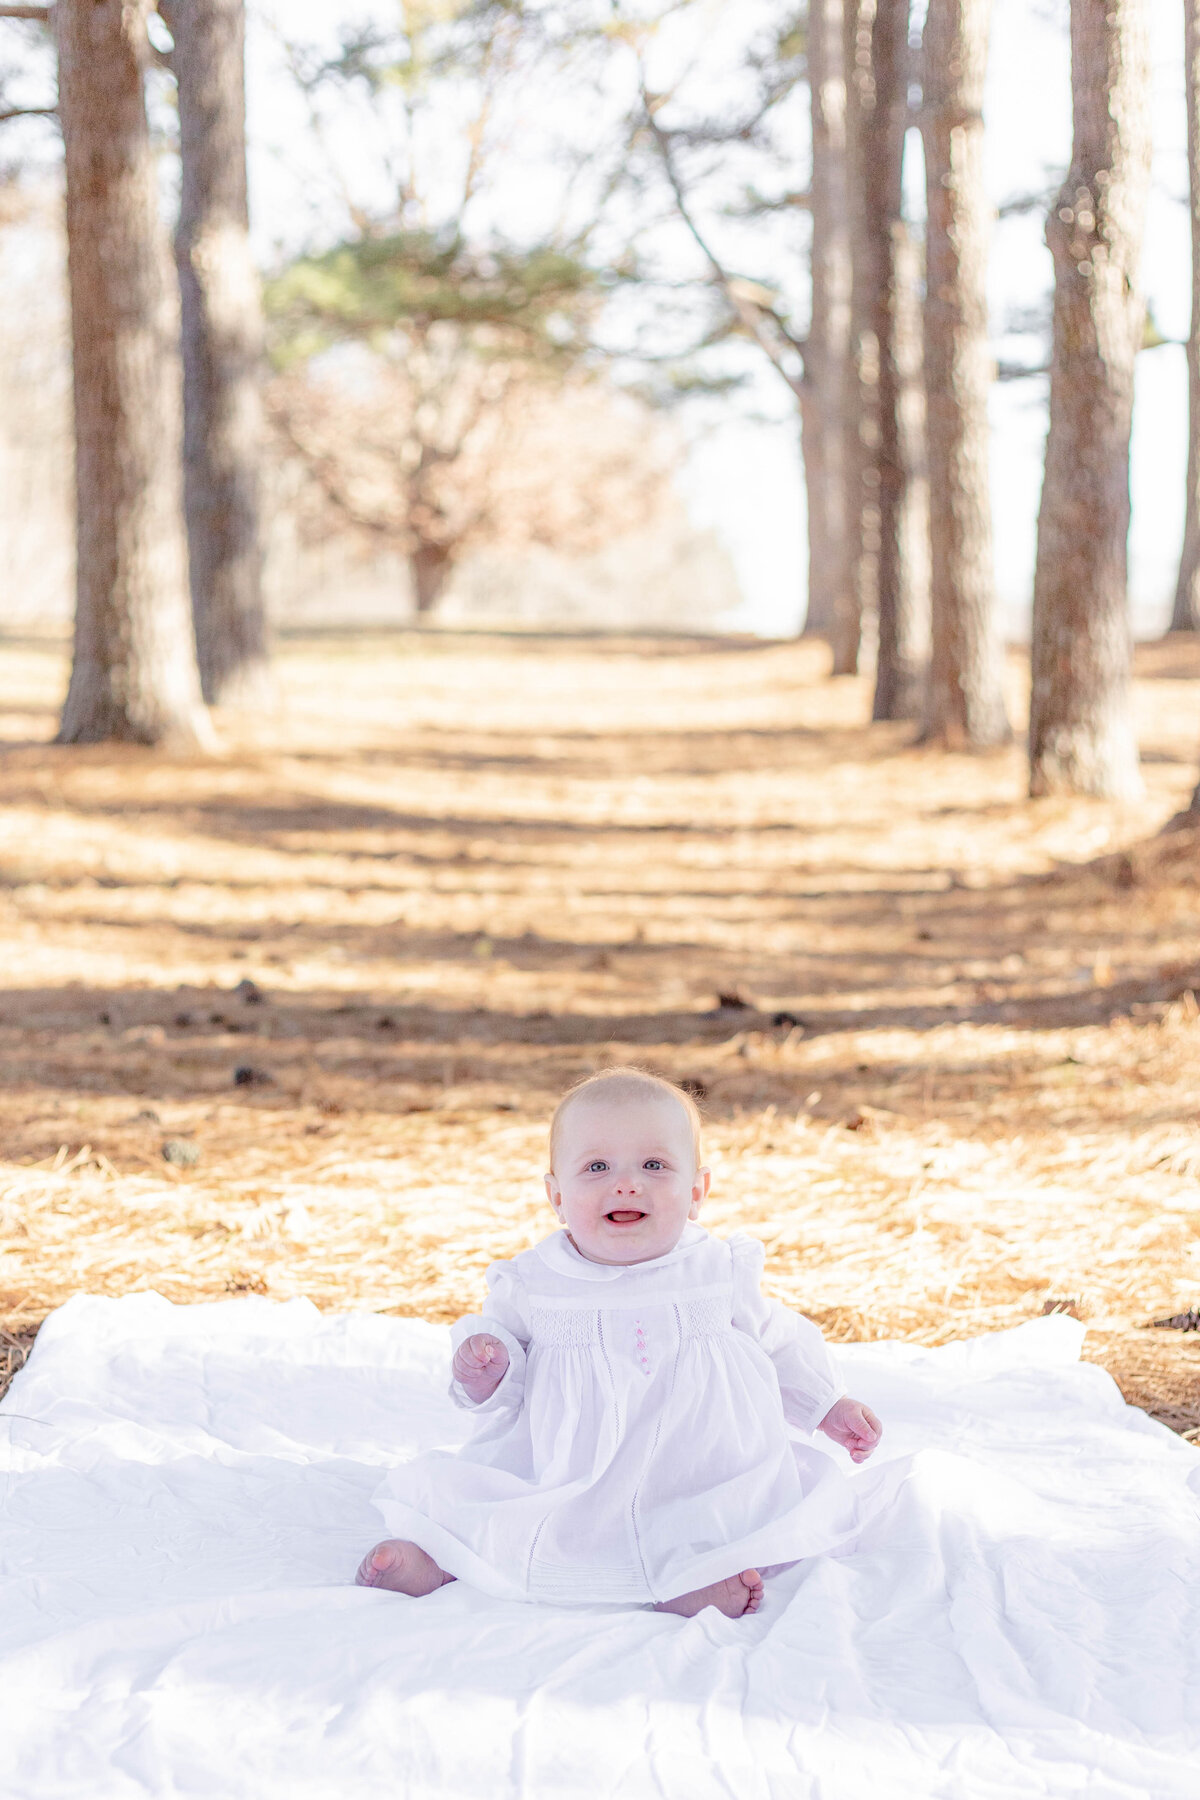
[448,1261,530,1414]
[729,1232,845,1433]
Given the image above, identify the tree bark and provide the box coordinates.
[877,217,930,717]
[1028,0,1150,799]
[865,0,925,721]
[169,0,268,704]
[837,0,876,676]
[1172,0,1200,632]
[55,0,209,747]
[919,0,1009,748]
[801,0,852,646]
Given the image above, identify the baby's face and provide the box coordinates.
[544,1092,709,1265]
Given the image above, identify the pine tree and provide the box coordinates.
[55,0,209,746]
[1029,0,1150,798]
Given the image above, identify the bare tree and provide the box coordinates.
[919,0,1008,747]
[269,346,677,612]
[55,0,208,746]
[165,0,268,704]
[1029,0,1150,799]
[800,0,851,646]
[1172,0,1200,633]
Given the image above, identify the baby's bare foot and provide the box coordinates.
[355,1539,454,1596]
[655,1569,763,1619]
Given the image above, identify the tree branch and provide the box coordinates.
[637,82,806,399]
[0,103,55,123]
[0,5,52,19]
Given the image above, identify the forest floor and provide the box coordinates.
[0,629,1198,1433]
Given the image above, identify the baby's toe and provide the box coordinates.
[355,1542,395,1588]
[740,1570,764,1615]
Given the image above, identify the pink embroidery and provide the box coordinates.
[635,1320,650,1375]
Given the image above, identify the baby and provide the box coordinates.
[356,1069,883,1619]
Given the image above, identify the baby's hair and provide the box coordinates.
[549,1067,704,1170]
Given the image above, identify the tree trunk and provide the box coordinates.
[919,0,1009,748]
[1172,0,1200,632]
[877,218,930,718]
[411,543,452,615]
[837,0,876,676]
[1029,0,1150,799]
[55,0,209,747]
[865,0,925,722]
[169,0,268,704]
[801,0,852,645]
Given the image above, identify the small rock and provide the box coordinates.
[132,1108,161,1125]
[173,1012,193,1028]
[377,1015,395,1030]
[233,1065,274,1087]
[771,1011,802,1030]
[209,1012,226,1025]
[716,990,753,1011]
[162,1138,201,1169]
[98,1011,111,1026]
[235,978,265,1005]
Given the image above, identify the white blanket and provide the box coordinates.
[0,1295,1197,1800]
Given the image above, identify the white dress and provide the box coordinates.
[375,1224,890,1606]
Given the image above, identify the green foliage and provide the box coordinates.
[264,230,612,367]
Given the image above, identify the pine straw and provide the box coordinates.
[0,631,1198,1430]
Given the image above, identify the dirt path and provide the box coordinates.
[1,630,1198,1429]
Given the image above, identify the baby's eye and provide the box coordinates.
[586,1159,609,1173]
[643,1159,665,1171]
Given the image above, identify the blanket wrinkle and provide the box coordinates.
[0,1296,1197,1798]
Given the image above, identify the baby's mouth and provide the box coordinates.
[605,1209,646,1225]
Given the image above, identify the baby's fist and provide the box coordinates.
[452,1332,509,1401]
[818,1396,882,1463]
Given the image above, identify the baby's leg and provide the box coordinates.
[654,1569,763,1620]
[355,1539,455,1596]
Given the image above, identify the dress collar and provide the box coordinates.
[534,1222,709,1282]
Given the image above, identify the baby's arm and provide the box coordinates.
[448,1262,529,1412]
[730,1233,882,1457]
[451,1332,510,1403]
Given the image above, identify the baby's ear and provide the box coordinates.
[689,1165,711,1216]
[544,1171,562,1214]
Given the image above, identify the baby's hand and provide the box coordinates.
[818,1396,882,1463]
[452,1332,510,1403]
